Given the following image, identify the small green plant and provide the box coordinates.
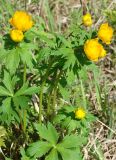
[0,2,114,159]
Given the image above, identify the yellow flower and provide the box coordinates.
[84,38,106,61]
[82,13,92,27]
[98,23,114,44]
[9,11,33,32]
[10,29,24,42]
[99,45,106,58]
[75,108,86,119]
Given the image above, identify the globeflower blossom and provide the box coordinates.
[82,13,92,27]
[84,38,106,61]
[10,29,24,42]
[75,108,86,119]
[9,11,33,32]
[98,23,114,44]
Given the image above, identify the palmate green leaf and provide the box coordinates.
[68,120,78,133]
[58,84,70,101]
[45,149,59,160]
[15,82,38,96]
[57,147,82,160]
[0,48,8,63]
[55,47,76,69]
[1,97,11,114]
[53,114,66,124]
[34,122,59,144]
[0,86,11,96]
[58,135,83,149]
[5,49,20,75]
[27,141,52,158]
[3,70,14,95]
[19,43,34,70]
[22,86,39,95]
[63,105,75,113]
[13,96,29,109]
[14,83,28,96]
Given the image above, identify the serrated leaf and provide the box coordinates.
[22,86,39,95]
[13,96,29,109]
[57,147,81,160]
[58,135,83,149]
[68,120,77,133]
[15,84,39,96]
[6,49,20,74]
[45,149,59,160]
[2,97,11,114]
[0,86,11,96]
[35,122,59,144]
[20,47,33,70]
[53,114,66,124]
[63,105,75,113]
[3,70,14,95]
[14,83,28,96]
[27,141,51,158]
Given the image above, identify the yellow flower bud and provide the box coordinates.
[75,108,86,119]
[9,11,33,32]
[98,23,114,44]
[10,29,24,42]
[84,38,106,61]
[82,13,92,27]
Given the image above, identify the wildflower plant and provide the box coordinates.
[0,5,114,160]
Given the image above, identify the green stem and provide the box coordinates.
[39,81,45,124]
[39,59,54,123]
[52,70,63,114]
[23,63,27,133]
[23,63,26,84]
[47,94,52,116]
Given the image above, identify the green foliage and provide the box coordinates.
[54,105,96,134]
[0,71,39,125]
[0,1,113,159]
[26,122,83,160]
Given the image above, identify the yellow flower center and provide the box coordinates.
[75,108,86,119]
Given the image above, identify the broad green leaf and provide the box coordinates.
[6,49,20,74]
[0,86,11,96]
[2,97,12,114]
[58,135,83,149]
[63,105,75,113]
[57,147,81,160]
[13,96,29,109]
[20,46,33,70]
[68,120,78,133]
[3,70,14,95]
[53,114,66,124]
[14,83,28,96]
[15,84,39,96]
[35,122,59,144]
[58,84,70,101]
[27,141,51,158]
[22,86,39,95]
[45,149,59,160]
